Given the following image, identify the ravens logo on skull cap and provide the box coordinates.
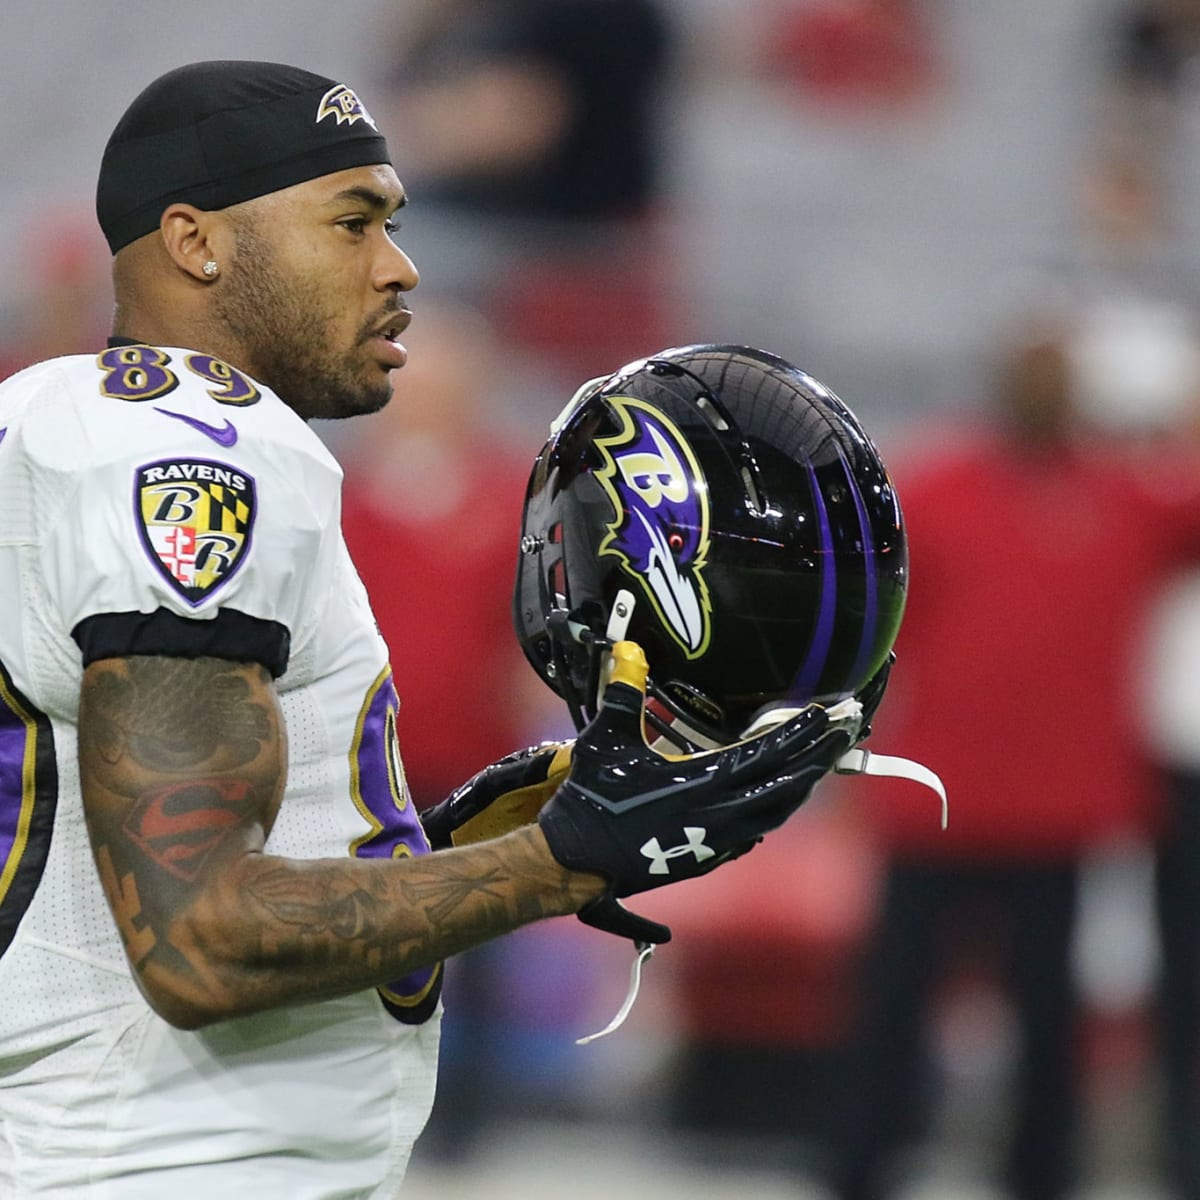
[96,60,392,253]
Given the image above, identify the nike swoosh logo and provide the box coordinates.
[154,408,238,447]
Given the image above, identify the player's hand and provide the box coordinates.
[420,741,574,850]
[538,641,860,938]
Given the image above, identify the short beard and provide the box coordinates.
[212,216,394,420]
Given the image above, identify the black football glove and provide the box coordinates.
[539,641,861,944]
[421,742,573,850]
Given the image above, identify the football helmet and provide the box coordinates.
[513,344,907,749]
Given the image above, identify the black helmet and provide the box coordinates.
[513,344,907,749]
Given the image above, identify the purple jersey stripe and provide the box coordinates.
[0,661,57,959]
[0,682,36,898]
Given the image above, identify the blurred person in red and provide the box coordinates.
[827,312,1200,1200]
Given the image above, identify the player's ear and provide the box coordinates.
[159,203,230,283]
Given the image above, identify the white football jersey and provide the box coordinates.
[0,346,440,1197]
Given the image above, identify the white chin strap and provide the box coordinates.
[576,942,655,1046]
[835,747,949,830]
[747,698,949,831]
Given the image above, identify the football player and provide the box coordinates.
[0,62,872,1196]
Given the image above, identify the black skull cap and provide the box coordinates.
[96,60,392,253]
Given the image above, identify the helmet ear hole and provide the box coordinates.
[740,464,766,515]
[695,394,731,431]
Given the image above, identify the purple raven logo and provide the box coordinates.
[595,398,712,658]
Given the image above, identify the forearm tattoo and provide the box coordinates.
[244,834,585,980]
[79,656,594,1022]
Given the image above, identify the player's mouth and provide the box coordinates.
[367,309,411,369]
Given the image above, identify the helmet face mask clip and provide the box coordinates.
[514,344,908,753]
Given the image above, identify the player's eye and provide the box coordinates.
[340,217,368,235]
[384,219,401,240]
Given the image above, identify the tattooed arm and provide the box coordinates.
[78,655,604,1029]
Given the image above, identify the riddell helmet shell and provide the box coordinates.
[513,344,907,747]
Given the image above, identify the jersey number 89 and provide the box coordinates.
[97,346,261,407]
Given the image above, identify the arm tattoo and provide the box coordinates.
[83,657,271,771]
[79,657,601,1024]
[239,829,596,993]
[79,656,284,1015]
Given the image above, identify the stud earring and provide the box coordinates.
[202,260,219,278]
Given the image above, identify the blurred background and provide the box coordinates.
[10,1,1200,1196]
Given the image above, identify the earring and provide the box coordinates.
[202,260,219,278]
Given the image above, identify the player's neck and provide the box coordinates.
[110,302,254,381]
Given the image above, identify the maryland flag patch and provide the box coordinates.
[135,458,256,605]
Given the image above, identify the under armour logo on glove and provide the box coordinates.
[640,827,715,875]
[540,639,860,948]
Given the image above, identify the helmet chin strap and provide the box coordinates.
[835,747,948,830]
[595,587,638,705]
[744,701,948,830]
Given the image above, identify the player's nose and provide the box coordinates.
[377,239,419,294]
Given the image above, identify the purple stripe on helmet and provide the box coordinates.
[792,462,837,700]
[844,450,879,690]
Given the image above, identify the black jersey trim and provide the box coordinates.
[72,607,291,678]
